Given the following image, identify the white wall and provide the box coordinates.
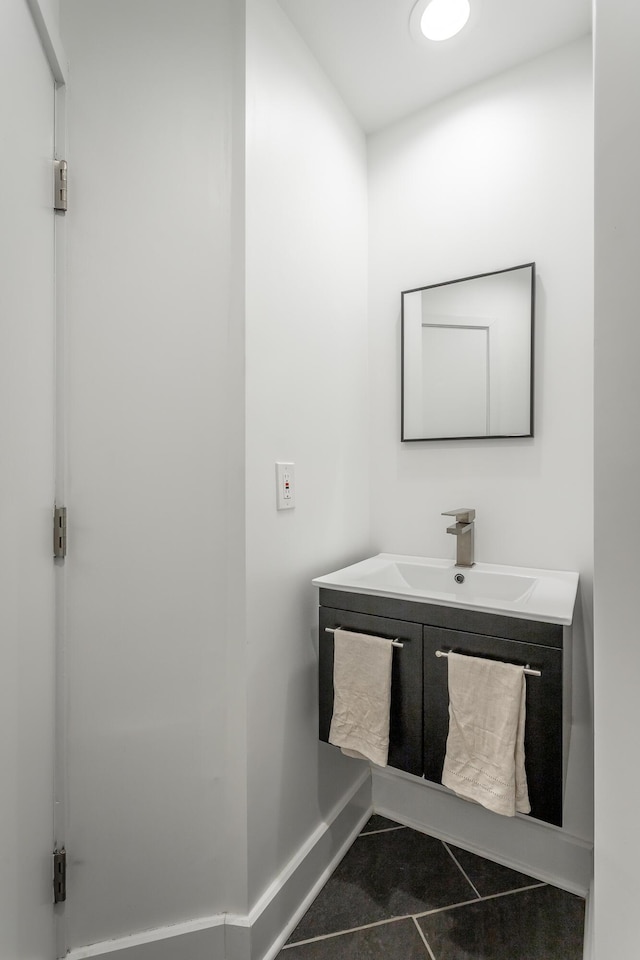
[33,0,59,31]
[60,0,371,949]
[60,0,242,948]
[245,0,371,912]
[368,38,593,874]
[594,0,640,954]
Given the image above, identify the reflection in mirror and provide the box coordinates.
[401,263,535,441]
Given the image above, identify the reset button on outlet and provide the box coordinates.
[276,462,295,510]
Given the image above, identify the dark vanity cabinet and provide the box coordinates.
[318,588,569,827]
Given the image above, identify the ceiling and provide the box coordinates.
[277,0,592,133]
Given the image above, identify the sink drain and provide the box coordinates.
[454,573,465,584]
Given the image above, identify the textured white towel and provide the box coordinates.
[441,652,530,817]
[328,629,393,767]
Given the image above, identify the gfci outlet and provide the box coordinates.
[276,462,295,510]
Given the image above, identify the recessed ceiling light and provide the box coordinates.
[410,0,471,42]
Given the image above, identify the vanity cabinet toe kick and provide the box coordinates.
[318,587,570,828]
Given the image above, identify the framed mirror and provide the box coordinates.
[401,263,535,441]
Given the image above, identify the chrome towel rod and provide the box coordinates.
[325,626,403,648]
[435,649,541,677]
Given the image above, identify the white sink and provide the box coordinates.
[312,554,579,625]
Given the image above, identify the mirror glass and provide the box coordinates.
[401,263,535,441]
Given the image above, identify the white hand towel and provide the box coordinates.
[328,629,393,768]
[441,652,531,817]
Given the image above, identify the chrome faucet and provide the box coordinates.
[442,508,476,567]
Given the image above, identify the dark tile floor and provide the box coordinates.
[279,816,585,960]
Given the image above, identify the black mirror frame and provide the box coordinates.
[400,262,535,442]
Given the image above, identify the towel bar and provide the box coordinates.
[435,649,541,677]
[325,626,404,648]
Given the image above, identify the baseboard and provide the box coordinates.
[64,916,226,960]
[372,767,593,897]
[226,770,372,960]
[63,770,372,960]
[582,877,594,960]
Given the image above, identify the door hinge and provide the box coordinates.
[53,506,67,559]
[54,160,67,212]
[53,848,66,903]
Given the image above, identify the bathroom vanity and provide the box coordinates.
[313,554,579,827]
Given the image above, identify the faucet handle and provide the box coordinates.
[441,508,476,524]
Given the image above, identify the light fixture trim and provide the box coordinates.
[410,0,471,43]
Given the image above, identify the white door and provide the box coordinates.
[0,1,57,957]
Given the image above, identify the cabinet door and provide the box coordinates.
[423,627,563,826]
[319,607,423,776]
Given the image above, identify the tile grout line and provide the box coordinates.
[411,881,549,921]
[412,916,438,960]
[359,825,407,837]
[477,882,548,905]
[282,884,549,948]
[442,841,481,899]
[412,895,482,919]
[281,914,423,949]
